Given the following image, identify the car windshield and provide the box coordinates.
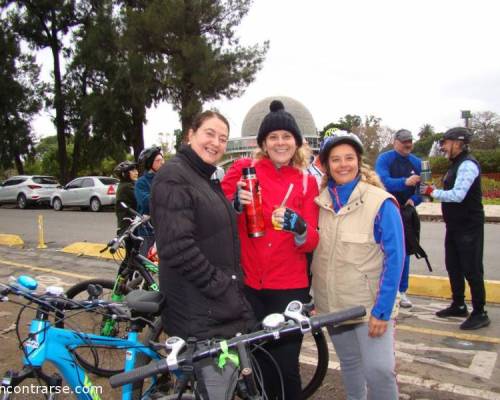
[33,176,59,185]
[99,178,119,185]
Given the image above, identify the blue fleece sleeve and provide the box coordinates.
[134,177,151,215]
[372,199,405,320]
[375,152,407,192]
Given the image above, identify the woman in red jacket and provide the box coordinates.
[222,100,319,399]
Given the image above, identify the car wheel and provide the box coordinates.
[53,197,63,211]
[17,194,28,209]
[90,197,101,212]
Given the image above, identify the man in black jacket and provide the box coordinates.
[421,127,490,330]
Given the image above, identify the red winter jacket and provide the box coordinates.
[222,158,319,290]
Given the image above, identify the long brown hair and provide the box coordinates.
[191,110,230,133]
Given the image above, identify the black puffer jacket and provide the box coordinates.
[115,181,137,234]
[151,145,255,340]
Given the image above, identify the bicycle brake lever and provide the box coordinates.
[166,337,186,370]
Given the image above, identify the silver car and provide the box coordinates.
[0,175,60,209]
[50,176,119,212]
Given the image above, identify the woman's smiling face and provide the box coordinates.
[262,130,297,168]
[327,143,359,185]
[188,116,229,165]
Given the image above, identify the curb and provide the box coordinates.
[408,274,500,304]
[0,234,24,248]
[61,242,125,260]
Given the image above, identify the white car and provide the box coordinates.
[0,175,60,209]
[50,176,119,212]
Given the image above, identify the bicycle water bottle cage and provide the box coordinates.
[284,301,311,334]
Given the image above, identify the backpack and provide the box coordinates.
[401,204,432,272]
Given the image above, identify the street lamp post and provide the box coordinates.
[461,110,472,128]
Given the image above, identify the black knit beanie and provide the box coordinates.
[257,100,303,147]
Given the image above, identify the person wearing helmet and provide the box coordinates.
[375,129,423,309]
[221,99,319,400]
[114,161,139,235]
[135,146,164,255]
[312,131,404,400]
[421,127,490,330]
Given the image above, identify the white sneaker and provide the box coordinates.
[399,292,412,308]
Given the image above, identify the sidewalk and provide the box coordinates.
[416,202,500,222]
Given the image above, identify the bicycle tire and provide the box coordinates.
[65,278,130,377]
[300,328,329,399]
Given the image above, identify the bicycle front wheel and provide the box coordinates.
[65,278,130,377]
[299,328,329,399]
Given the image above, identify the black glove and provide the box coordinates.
[233,185,243,213]
[283,208,306,235]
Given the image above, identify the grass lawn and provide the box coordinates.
[484,198,500,205]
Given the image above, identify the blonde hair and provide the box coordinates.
[253,143,311,170]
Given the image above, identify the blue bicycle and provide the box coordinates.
[0,275,164,400]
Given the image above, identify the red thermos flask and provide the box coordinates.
[242,167,265,238]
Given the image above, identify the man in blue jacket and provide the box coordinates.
[375,129,422,308]
[135,146,164,255]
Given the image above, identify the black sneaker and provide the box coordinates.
[460,311,491,330]
[435,304,469,318]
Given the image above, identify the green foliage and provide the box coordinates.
[429,150,500,176]
[0,19,44,173]
[413,133,443,158]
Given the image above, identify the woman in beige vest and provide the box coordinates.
[311,131,404,400]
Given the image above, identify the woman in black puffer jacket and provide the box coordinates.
[151,111,255,399]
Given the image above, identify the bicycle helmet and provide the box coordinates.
[138,146,162,170]
[113,160,138,180]
[319,130,364,165]
[441,127,472,144]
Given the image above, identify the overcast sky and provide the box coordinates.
[33,0,500,146]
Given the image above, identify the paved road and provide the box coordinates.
[0,245,499,399]
[1,207,499,281]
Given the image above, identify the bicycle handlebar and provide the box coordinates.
[109,305,366,388]
[101,214,151,254]
[0,282,128,316]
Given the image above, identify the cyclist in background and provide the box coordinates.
[114,161,139,261]
[135,146,164,256]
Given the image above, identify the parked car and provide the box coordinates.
[0,175,60,209]
[50,176,119,212]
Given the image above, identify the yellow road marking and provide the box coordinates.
[0,258,95,280]
[398,324,500,344]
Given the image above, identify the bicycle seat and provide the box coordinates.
[125,290,164,316]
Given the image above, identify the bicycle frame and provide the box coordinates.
[5,314,160,400]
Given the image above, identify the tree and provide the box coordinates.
[133,0,269,140]
[0,19,44,174]
[418,124,435,140]
[471,111,500,149]
[1,0,81,182]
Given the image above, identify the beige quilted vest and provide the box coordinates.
[311,181,399,323]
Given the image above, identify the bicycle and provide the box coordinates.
[0,275,164,400]
[65,204,331,398]
[110,300,367,399]
[64,207,159,377]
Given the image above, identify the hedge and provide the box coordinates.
[429,149,500,174]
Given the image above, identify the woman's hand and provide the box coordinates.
[236,180,253,206]
[368,315,388,337]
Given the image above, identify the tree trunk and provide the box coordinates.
[14,153,24,175]
[131,104,145,160]
[51,34,68,183]
[70,73,89,180]
[180,93,202,143]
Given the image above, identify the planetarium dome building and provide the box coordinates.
[219,96,320,167]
